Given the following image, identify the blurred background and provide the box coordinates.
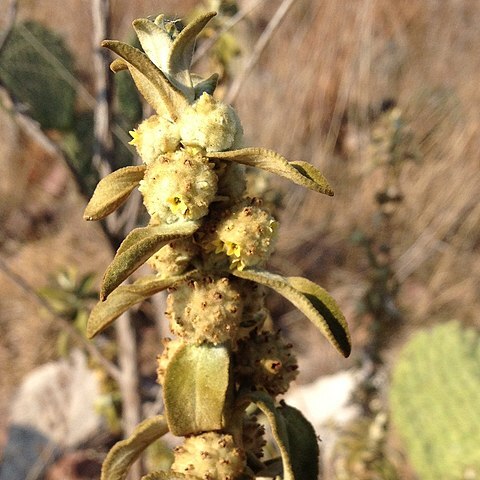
[0,0,479,479]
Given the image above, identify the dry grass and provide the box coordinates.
[2,0,479,476]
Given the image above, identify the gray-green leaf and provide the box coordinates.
[248,391,295,480]
[207,147,334,196]
[101,221,200,300]
[84,165,146,221]
[102,40,188,120]
[87,272,196,338]
[168,12,216,90]
[278,402,320,480]
[163,343,230,436]
[101,415,169,480]
[232,269,351,357]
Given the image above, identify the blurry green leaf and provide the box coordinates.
[278,402,319,480]
[168,12,216,90]
[207,148,334,196]
[233,269,351,357]
[0,22,76,130]
[164,343,230,436]
[101,415,169,480]
[84,165,146,221]
[101,221,200,300]
[102,40,188,120]
[88,272,197,338]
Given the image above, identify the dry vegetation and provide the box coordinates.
[1,0,479,478]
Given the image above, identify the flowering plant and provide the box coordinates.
[84,11,350,480]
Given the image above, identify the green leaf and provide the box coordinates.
[277,402,320,480]
[102,40,188,120]
[247,391,295,480]
[132,18,172,73]
[87,272,196,338]
[232,269,351,357]
[168,12,216,89]
[83,165,146,221]
[163,343,230,436]
[193,73,219,98]
[101,221,200,300]
[207,148,334,196]
[101,415,169,480]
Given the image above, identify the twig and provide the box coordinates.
[0,256,121,383]
[91,2,142,477]
[224,0,297,104]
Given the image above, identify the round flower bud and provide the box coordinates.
[166,276,244,345]
[171,432,246,480]
[178,92,243,152]
[129,115,180,163]
[147,238,200,277]
[206,199,278,270]
[234,331,299,396]
[138,150,217,224]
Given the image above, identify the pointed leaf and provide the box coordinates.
[132,18,172,73]
[248,391,295,480]
[102,40,188,120]
[101,415,169,480]
[164,343,230,436]
[277,402,319,480]
[193,73,219,97]
[84,166,146,221]
[87,272,197,338]
[168,12,216,89]
[101,221,200,300]
[207,148,334,196]
[232,269,351,357]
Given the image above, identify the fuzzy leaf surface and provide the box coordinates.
[207,148,334,196]
[102,40,188,120]
[278,402,320,480]
[164,343,230,436]
[132,18,171,73]
[168,12,216,90]
[88,272,195,338]
[101,221,199,300]
[141,473,187,480]
[101,415,168,480]
[83,165,146,221]
[233,269,351,357]
[248,391,295,480]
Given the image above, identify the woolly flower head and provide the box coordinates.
[129,115,180,163]
[138,150,217,224]
[178,92,243,152]
[206,199,278,270]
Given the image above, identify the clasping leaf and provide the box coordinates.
[163,343,230,436]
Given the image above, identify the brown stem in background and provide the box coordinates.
[91,1,142,477]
